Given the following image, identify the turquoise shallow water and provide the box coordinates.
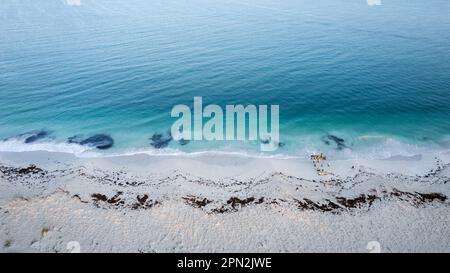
[0,0,449,158]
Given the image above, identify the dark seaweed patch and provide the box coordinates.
[211,197,264,213]
[132,194,160,210]
[416,192,447,202]
[0,164,46,176]
[294,198,341,212]
[335,194,378,209]
[91,192,124,206]
[183,196,212,208]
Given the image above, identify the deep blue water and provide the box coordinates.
[1,0,449,158]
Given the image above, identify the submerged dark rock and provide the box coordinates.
[418,136,432,142]
[260,137,285,148]
[178,138,190,146]
[68,134,114,150]
[67,135,84,144]
[4,130,51,144]
[150,132,172,149]
[322,134,347,150]
[80,134,114,150]
[24,131,49,143]
[150,133,163,142]
[81,134,114,150]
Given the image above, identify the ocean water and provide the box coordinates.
[0,0,449,159]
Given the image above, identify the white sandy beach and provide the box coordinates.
[0,150,449,252]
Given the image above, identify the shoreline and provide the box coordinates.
[1,132,449,161]
[0,150,449,252]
